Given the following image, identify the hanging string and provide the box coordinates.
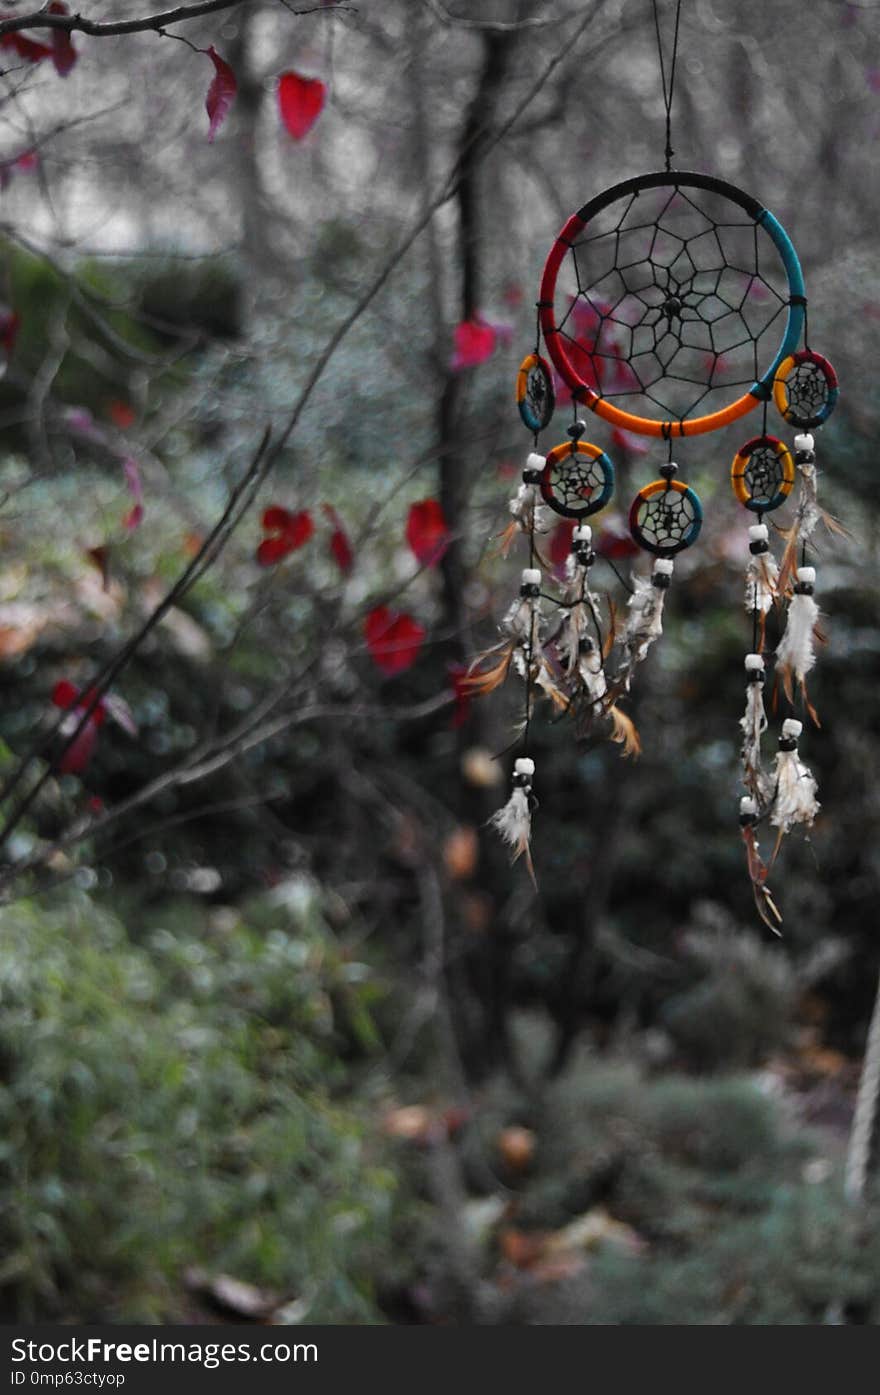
[651,0,683,171]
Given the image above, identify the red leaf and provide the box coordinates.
[406,499,449,567]
[52,679,79,710]
[450,318,496,371]
[205,45,237,143]
[283,510,314,550]
[257,536,292,567]
[0,26,52,63]
[85,545,111,591]
[58,720,98,775]
[256,507,314,566]
[322,503,353,575]
[609,427,649,457]
[0,309,19,358]
[549,520,576,568]
[0,149,37,190]
[107,399,135,430]
[595,516,640,561]
[278,71,326,139]
[122,456,144,531]
[262,505,294,532]
[364,607,425,676]
[47,2,76,76]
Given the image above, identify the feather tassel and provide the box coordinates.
[775,566,820,719]
[618,557,673,689]
[778,434,848,593]
[740,797,782,934]
[496,454,551,557]
[770,718,820,838]
[490,756,537,886]
[740,653,772,804]
[744,523,778,650]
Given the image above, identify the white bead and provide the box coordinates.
[740,796,757,816]
[794,433,814,453]
[522,568,541,587]
[782,718,803,740]
[745,653,764,672]
[573,525,592,543]
[526,453,546,472]
[653,558,674,575]
[797,566,816,584]
[514,757,535,776]
[748,523,769,542]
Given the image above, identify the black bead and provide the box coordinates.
[739,811,757,827]
[795,450,816,466]
[778,736,798,752]
[794,582,814,596]
[520,582,540,598]
[566,420,587,439]
[523,467,543,485]
[652,572,671,589]
[749,539,769,555]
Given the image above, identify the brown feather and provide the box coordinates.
[461,645,513,696]
[608,704,641,758]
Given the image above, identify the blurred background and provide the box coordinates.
[0,0,879,1324]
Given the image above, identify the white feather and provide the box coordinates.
[490,786,532,866]
[745,551,778,615]
[740,679,771,804]
[508,483,551,535]
[771,747,820,834]
[775,591,819,686]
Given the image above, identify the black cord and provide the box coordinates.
[651,0,683,171]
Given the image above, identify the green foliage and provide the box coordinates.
[0,885,394,1322]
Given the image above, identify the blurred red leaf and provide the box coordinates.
[205,45,237,142]
[595,516,640,560]
[0,23,52,63]
[52,679,80,710]
[322,504,353,574]
[610,426,649,457]
[278,71,326,139]
[406,498,449,567]
[0,309,19,359]
[122,456,144,532]
[450,318,496,370]
[85,545,111,590]
[58,721,99,775]
[52,680,107,775]
[257,506,314,566]
[0,149,37,189]
[108,400,136,429]
[549,519,576,568]
[364,607,425,676]
[47,2,76,75]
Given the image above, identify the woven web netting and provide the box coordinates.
[782,360,831,423]
[633,487,698,551]
[553,184,792,424]
[740,441,787,507]
[544,450,607,514]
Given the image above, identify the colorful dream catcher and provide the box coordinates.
[467,4,841,930]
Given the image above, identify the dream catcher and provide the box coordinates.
[468,1,840,929]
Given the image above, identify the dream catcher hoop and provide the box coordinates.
[538,170,806,439]
[466,0,840,931]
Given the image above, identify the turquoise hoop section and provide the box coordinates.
[749,209,806,402]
